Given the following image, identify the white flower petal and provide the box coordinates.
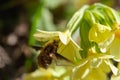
[33,29,59,41]
[59,32,68,45]
[81,68,90,79]
[59,30,71,45]
[104,60,118,75]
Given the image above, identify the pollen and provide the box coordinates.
[115,29,120,39]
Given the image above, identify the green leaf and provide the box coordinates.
[39,8,57,31]
[103,7,120,25]
[79,10,96,58]
[89,3,120,28]
[29,4,57,46]
[66,5,89,35]
[79,20,91,58]
[91,10,108,25]
[29,4,43,46]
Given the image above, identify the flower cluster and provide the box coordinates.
[33,3,120,80]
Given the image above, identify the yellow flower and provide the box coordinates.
[89,23,115,53]
[109,29,120,61]
[72,49,118,80]
[33,29,81,63]
[88,23,120,80]
[24,66,71,80]
[89,23,120,62]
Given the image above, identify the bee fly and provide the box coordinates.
[37,39,73,69]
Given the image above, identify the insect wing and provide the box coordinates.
[52,53,74,67]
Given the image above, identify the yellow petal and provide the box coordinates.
[89,23,112,43]
[48,66,66,77]
[72,59,108,80]
[110,38,120,61]
[90,58,102,68]
[57,38,81,63]
[24,68,52,80]
[72,60,89,80]
[84,67,108,80]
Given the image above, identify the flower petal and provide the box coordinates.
[109,38,120,62]
[59,31,68,45]
[89,23,112,44]
[90,58,102,68]
[104,60,118,75]
[57,38,81,63]
[33,29,59,42]
[111,74,120,80]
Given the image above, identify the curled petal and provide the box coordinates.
[59,30,69,45]
[33,29,59,42]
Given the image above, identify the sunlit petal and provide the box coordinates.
[109,38,120,61]
[57,38,81,63]
[89,23,112,44]
[33,29,59,42]
[104,60,118,75]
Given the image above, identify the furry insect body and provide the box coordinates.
[37,40,59,69]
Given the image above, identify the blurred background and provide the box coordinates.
[0,0,120,80]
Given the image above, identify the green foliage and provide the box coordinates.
[42,0,64,9]
[29,0,64,46]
